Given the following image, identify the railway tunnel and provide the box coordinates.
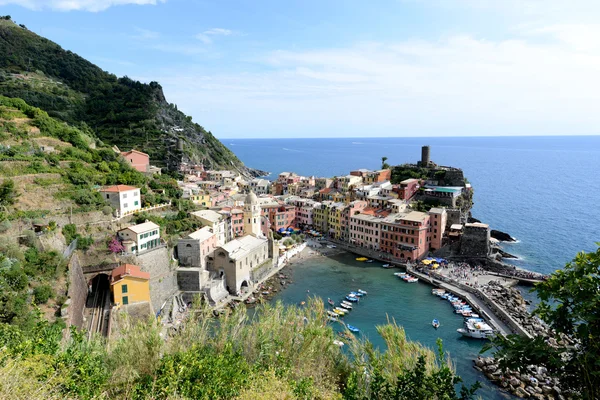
[85,273,111,338]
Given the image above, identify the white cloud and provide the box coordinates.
[0,0,166,12]
[155,24,600,138]
[195,28,235,44]
[204,28,233,36]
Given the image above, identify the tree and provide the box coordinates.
[484,245,600,399]
[381,156,390,170]
[0,179,18,207]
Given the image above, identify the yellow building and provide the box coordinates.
[328,204,345,239]
[111,264,150,306]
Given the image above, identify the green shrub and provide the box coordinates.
[0,219,11,232]
[0,179,18,206]
[62,224,77,243]
[76,235,94,251]
[102,205,112,215]
[33,284,53,304]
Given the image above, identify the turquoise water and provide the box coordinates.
[273,252,512,399]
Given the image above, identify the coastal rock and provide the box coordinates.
[541,386,553,395]
[514,387,530,398]
[491,229,516,242]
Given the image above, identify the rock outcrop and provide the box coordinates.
[491,229,516,242]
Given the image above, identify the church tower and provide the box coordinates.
[243,191,262,237]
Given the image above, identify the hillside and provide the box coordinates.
[0,17,260,175]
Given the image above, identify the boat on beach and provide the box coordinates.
[432,319,440,329]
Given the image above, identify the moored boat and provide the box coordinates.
[345,295,359,302]
[432,319,440,329]
[357,289,368,295]
[381,263,391,268]
[333,340,345,347]
[347,324,360,333]
[356,257,368,262]
[457,320,495,339]
[350,291,364,297]
[365,259,373,263]
[340,303,352,310]
[341,301,354,308]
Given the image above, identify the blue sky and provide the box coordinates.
[2,0,600,138]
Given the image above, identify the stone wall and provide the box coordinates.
[460,223,490,258]
[445,209,462,228]
[176,239,201,267]
[441,169,465,186]
[135,247,177,314]
[65,253,87,329]
[177,269,202,292]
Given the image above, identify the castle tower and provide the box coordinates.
[421,145,430,166]
[243,191,262,237]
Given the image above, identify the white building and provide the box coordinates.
[243,191,262,238]
[191,209,230,245]
[250,178,271,195]
[99,185,141,216]
[117,221,161,254]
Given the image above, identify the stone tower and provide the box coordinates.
[243,191,262,237]
[421,145,431,166]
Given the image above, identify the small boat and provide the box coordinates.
[327,298,335,306]
[350,291,364,297]
[394,272,407,277]
[382,263,391,268]
[333,308,346,315]
[366,259,373,263]
[341,300,354,307]
[333,340,345,347]
[406,277,419,283]
[345,296,359,302]
[347,324,360,333]
[340,303,353,310]
[328,316,339,322]
[326,311,338,317]
[356,257,368,262]
[457,320,495,339]
[432,319,440,329]
[357,289,368,295]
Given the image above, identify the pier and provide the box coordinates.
[325,238,533,338]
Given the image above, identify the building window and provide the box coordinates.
[134,192,139,197]
[134,201,139,206]
[123,193,127,199]
[106,194,110,199]
[124,203,128,208]
[122,296,129,305]
[122,284,128,294]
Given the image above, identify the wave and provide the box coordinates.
[282,147,303,153]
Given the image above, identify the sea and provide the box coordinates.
[226,136,600,398]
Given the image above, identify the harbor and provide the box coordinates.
[272,250,513,400]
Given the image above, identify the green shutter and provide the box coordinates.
[122,296,129,305]
[122,284,128,294]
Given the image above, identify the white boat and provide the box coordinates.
[381,263,391,268]
[457,320,495,339]
[406,277,419,283]
[366,259,373,263]
[432,319,440,329]
[334,307,348,315]
[357,289,368,295]
[340,303,352,310]
[333,340,345,347]
[327,310,338,317]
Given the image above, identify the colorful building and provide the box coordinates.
[428,207,447,251]
[121,149,149,173]
[380,211,431,260]
[111,263,150,306]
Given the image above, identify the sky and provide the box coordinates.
[2,0,600,138]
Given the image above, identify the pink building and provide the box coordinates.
[263,204,296,232]
[349,209,388,250]
[177,226,218,269]
[121,149,150,173]
[230,208,244,237]
[380,211,431,260]
[428,208,447,251]
[341,200,368,240]
[398,179,420,200]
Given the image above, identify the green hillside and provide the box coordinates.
[0,17,255,174]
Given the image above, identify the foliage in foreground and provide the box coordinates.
[0,298,479,400]
[485,244,600,399]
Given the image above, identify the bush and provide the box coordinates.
[62,224,77,243]
[102,205,113,216]
[22,230,37,246]
[0,179,18,206]
[33,284,54,304]
[76,235,94,251]
[0,219,11,232]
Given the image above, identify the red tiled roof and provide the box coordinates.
[100,185,138,193]
[111,264,150,283]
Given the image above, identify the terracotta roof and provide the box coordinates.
[111,264,150,283]
[121,149,149,157]
[100,185,138,193]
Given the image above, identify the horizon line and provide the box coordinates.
[220,134,600,140]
